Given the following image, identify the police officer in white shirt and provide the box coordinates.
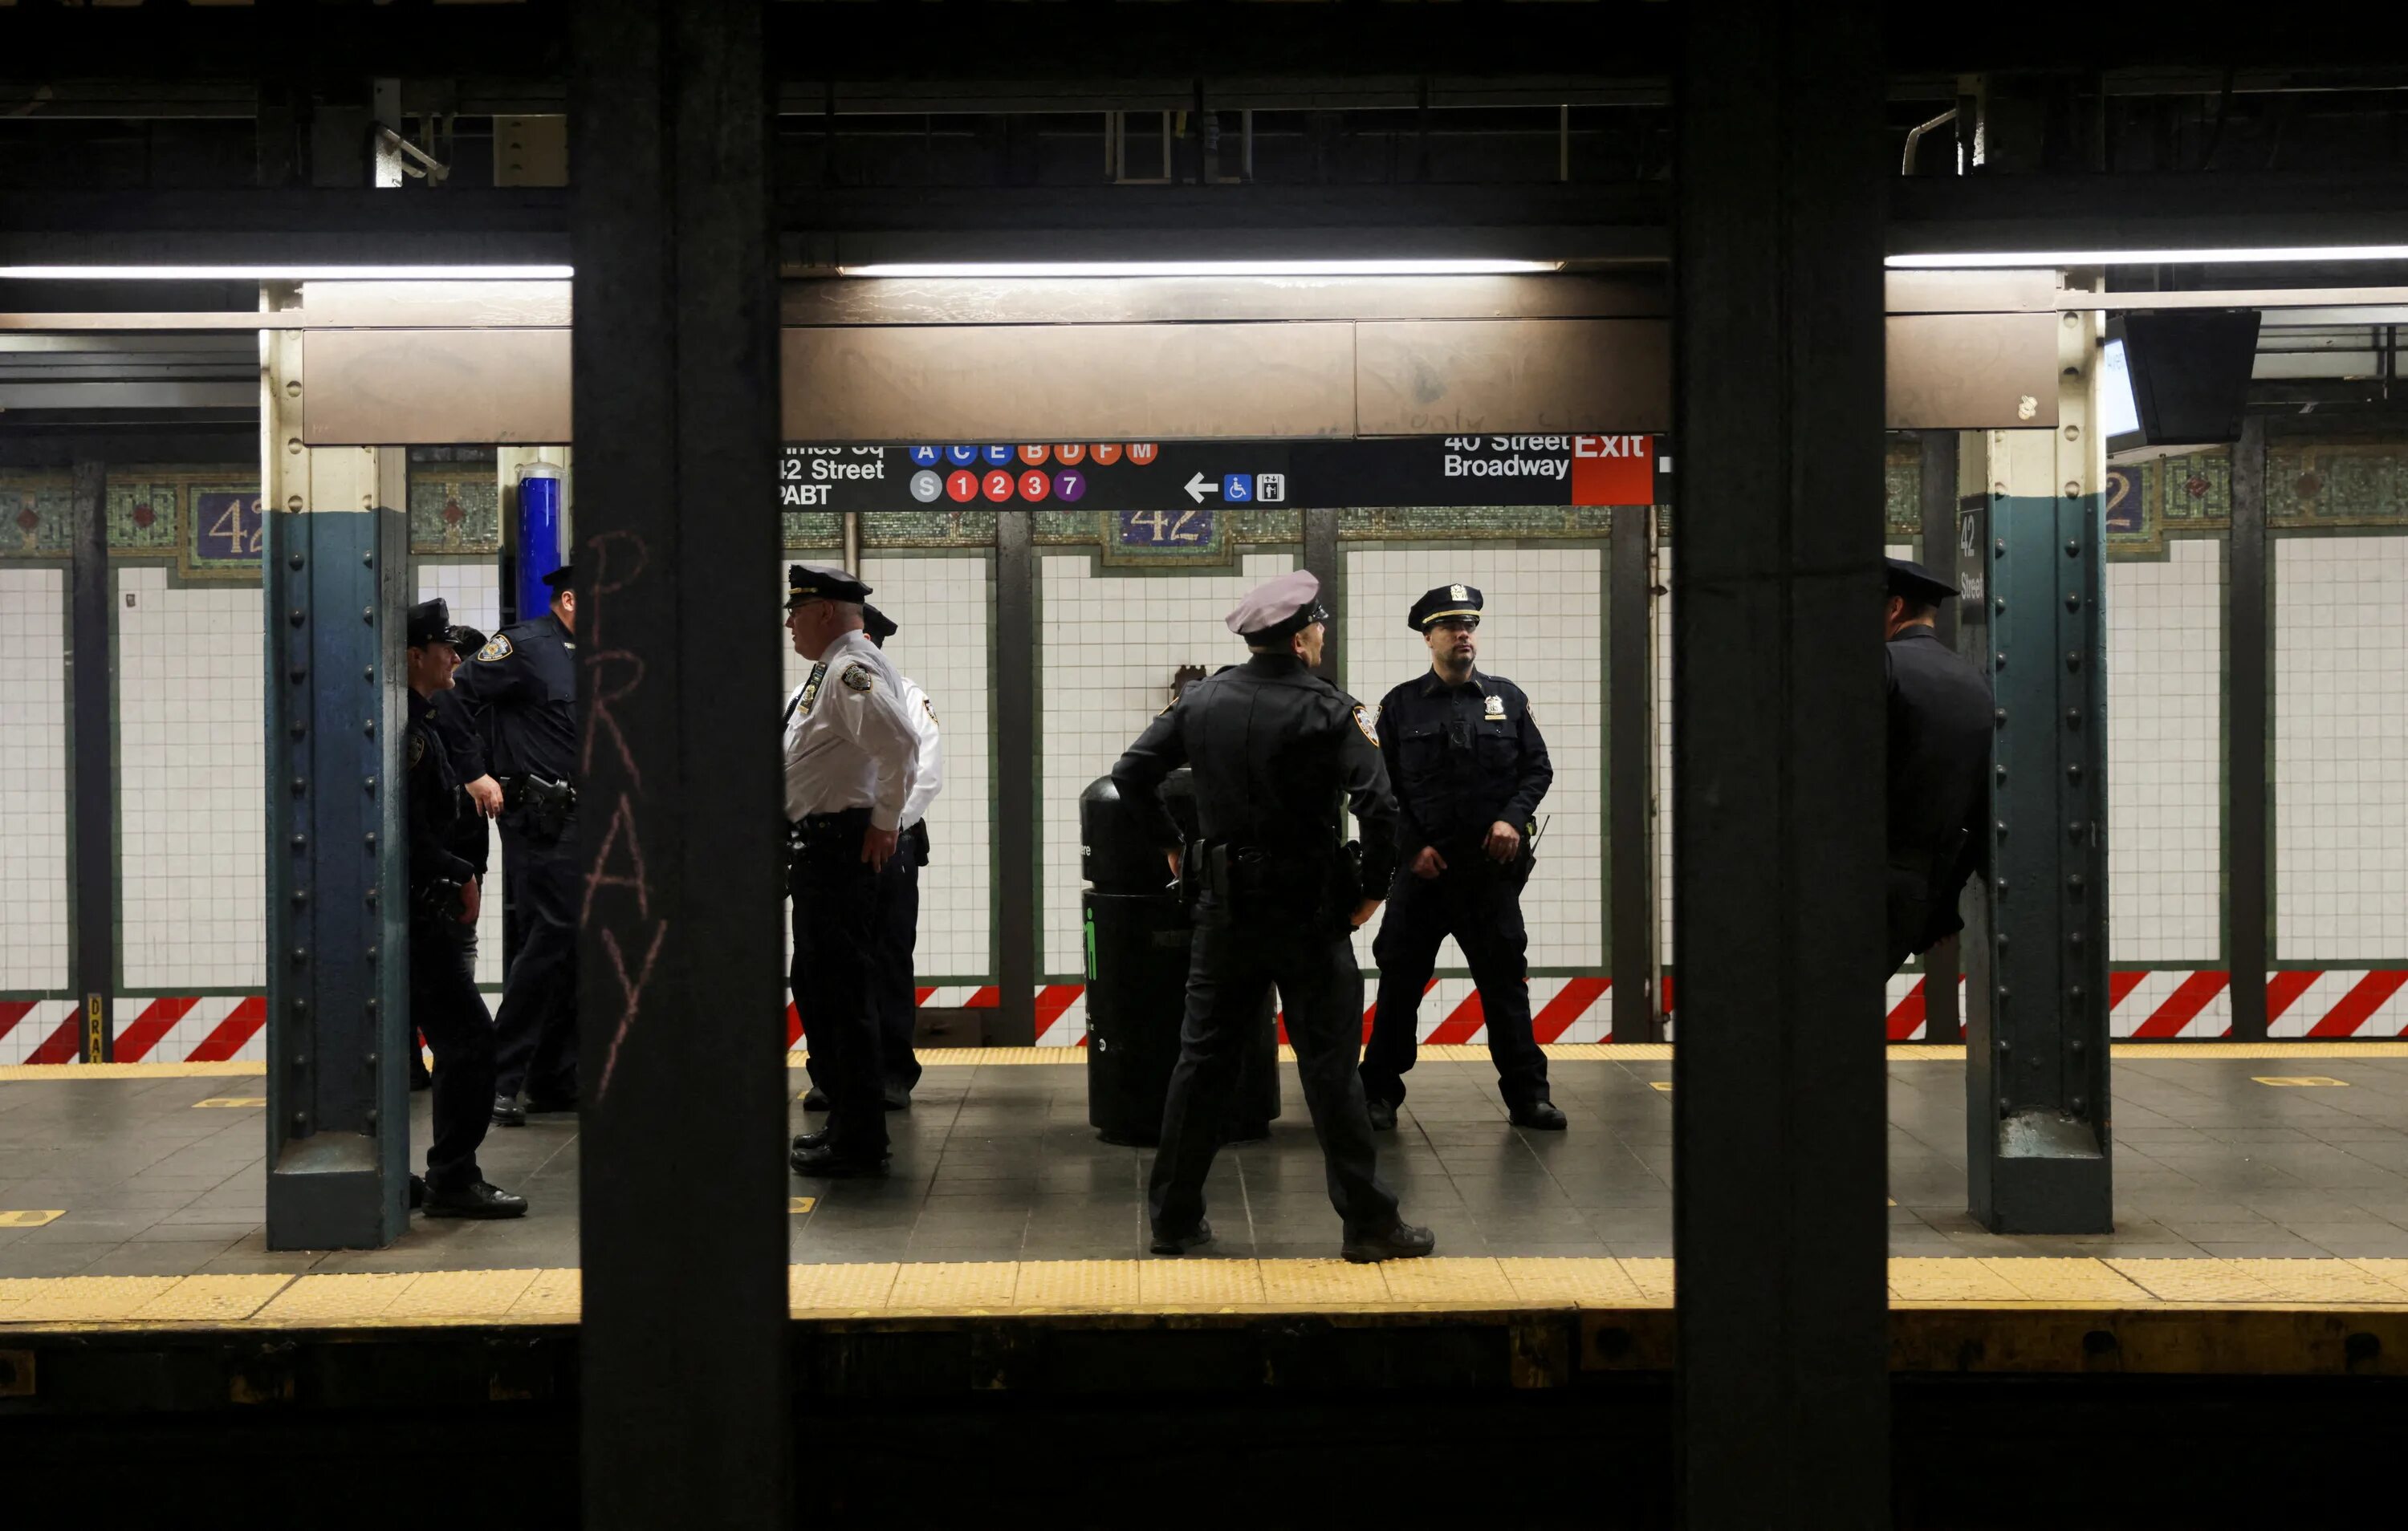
[779,564,921,1177]
[798,600,944,1113]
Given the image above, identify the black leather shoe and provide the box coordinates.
[423,1180,530,1219]
[492,1095,527,1128]
[1341,1220,1437,1264]
[1509,1101,1568,1131]
[1366,1098,1398,1132]
[524,1094,578,1115]
[408,1174,427,1211]
[1149,1218,1213,1256]
[799,1086,832,1111]
[791,1127,832,1154]
[789,1143,889,1179]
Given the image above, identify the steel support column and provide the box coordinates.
[1671,1,1889,1522]
[68,458,112,1062]
[2226,417,2269,1042]
[994,510,1038,1044]
[1303,507,1340,684]
[261,298,412,1249]
[1610,503,1660,1042]
[572,2,790,1525]
[1919,430,1963,1044]
[1962,302,2113,1235]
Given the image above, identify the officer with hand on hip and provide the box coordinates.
[1882,558,1991,975]
[1112,569,1434,1265]
[1359,584,1562,1131]
[453,562,580,1129]
[782,565,923,1178]
[403,599,527,1219]
[797,600,944,1113]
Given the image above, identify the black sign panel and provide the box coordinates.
[777,434,1662,514]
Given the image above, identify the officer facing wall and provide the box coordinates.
[401,599,527,1220]
[1882,557,1991,975]
[1359,583,1564,1131]
[1112,569,1434,1265]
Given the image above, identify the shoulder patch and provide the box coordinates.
[1525,702,1537,726]
[1352,705,1379,745]
[475,633,513,662]
[840,661,875,693]
[409,732,425,769]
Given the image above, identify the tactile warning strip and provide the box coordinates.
[10,1257,2408,1330]
[16,1041,2408,1083]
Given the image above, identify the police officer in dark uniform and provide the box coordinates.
[403,599,527,1219]
[1883,557,1991,974]
[1112,570,1434,1265]
[1359,584,1563,1131]
[453,563,580,1127]
[417,624,502,1093]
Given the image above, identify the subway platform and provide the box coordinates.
[9,1045,2408,1527]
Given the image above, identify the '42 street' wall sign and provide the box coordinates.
[778,433,1662,513]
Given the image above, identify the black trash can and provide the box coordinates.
[1082,770,1279,1147]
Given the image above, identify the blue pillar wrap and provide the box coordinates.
[516,462,565,622]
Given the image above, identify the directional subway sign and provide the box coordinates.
[778,434,1662,513]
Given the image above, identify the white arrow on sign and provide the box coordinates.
[1183,472,1220,505]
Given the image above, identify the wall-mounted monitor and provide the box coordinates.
[2103,310,2262,457]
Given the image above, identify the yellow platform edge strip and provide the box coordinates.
[9,1255,2408,1331]
[12,1040,2408,1082]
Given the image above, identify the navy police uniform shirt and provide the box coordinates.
[1112,652,1402,899]
[452,613,579,782]
[406,692,477,904]
[426,688,491,875]
[1375,669,1552,857]
[1885,623,1992,952]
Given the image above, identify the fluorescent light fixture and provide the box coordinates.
[840,259,1560,278]
[1889,246,2408,269]
[0,265,573,281]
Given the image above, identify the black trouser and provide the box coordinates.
[1361,859,1550,1111]
[1148,904,1399,1237]
[874,821,929,1098]
[790,810,889,1161]
[494,813,578,1104]
[409,911,496,1192]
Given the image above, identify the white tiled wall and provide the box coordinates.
[1039,550,1298,975]
[2106,537,2224,963]
[116,567,266,990]
[1343,546,1605,971]
[2276,534,2408,961]
[866,553,993,978]
[0,568,69,993]
[416,559,507,985]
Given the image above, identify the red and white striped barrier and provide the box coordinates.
[0,996,266,1066]
[11,968,2406,1066]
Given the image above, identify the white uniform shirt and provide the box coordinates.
[897,675,945,833]
[782,628,921,830]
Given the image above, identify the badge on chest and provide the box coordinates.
[1483,693,1507,721]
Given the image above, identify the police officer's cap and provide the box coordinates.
[539,562,576,592]
[449,623,489,654]
[1226,569,1329,643]
[1409,583,1485,631]
[861,603,898,644]
[1885,557,1959,606]
[405,598,455,648]
[787,562,872,609]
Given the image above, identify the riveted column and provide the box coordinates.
[262,285,412,1251]
[1962,288,2114,1235]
